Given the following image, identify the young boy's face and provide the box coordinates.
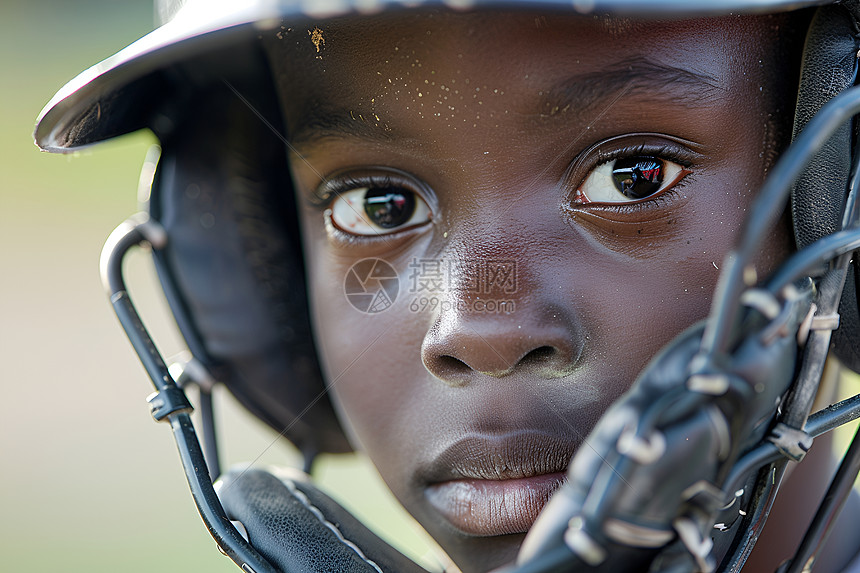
[269,11,796,572]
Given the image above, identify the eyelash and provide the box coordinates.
[313,174,394,206]
[592,143,695,169]
[314,168,434,205]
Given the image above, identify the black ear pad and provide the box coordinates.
[791,4,860,372]
[148,53,351,455]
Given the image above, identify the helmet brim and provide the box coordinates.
[34,0,830,152]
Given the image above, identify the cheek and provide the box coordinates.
[569,162,789,376]
[298,218,430,451]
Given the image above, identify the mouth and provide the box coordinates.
[421,432,576,536]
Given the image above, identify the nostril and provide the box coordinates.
[422,354,476,386]
[518,345,581,378]
[435,355,472,377]
[520,346,557,365]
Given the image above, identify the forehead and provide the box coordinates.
[267,10,789,149]
[271,10,762,70]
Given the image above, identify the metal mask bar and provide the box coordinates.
[100,215,279,573]
[682,85,860,573]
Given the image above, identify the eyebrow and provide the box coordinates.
[287,102,396,149]
[287,57,721,148]
[538,57,721,118]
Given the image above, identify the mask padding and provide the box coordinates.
[217,468,431,573]
[791,5,860,372]
[149,63,351,455]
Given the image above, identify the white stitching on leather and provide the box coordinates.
[282,479,385,573]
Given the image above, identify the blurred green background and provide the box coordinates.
[0,2,438,572]
[2,2,859,573]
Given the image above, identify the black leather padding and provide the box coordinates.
[791,4,860,372]
[217,468,432,573]
[147,44,351,455]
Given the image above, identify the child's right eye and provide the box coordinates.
[330,185,432,236]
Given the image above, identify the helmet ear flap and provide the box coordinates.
[791,4,860,372]
[148,62,352,456]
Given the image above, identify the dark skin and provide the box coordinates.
[266,11,857,573]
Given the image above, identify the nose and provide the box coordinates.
[421,300,584,386]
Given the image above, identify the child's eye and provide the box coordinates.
[330,185,432,235]
[574,155,690,204]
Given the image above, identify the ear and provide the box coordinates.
[216,468,432,573]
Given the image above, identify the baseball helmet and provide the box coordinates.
[35,1,860,572]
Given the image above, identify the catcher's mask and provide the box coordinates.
[35,1,860,572]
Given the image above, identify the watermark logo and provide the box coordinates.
[344,258,400,314]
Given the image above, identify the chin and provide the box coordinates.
[435,531,525,573]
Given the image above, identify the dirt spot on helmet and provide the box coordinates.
[309,27,325,59]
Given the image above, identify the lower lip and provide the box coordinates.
[425,472,566,536]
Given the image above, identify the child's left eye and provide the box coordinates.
[330,186,432,235]
[574,155,690,204]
